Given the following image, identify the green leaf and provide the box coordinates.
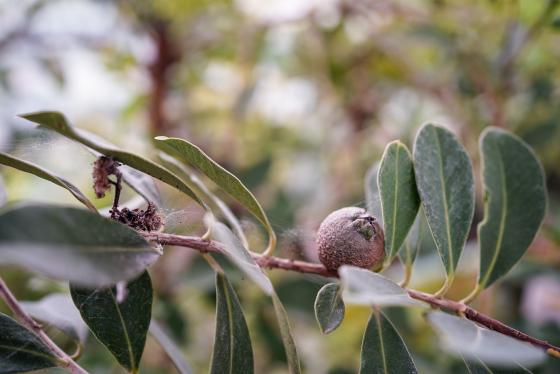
[314,283,345,334]
[21,293,89,343]
[339,266,424,307]
[211,273,254,374]
[378,141,420,261]
[119,165,162,207]
[364,162,383,225]
[149,321,193,374]
[19,111,203,206]
[427,311,546,368]
[70,271,153,373]
[154,136,276,254]
[0,313,58,373]
[271,292,301,374]
[0,152,96,212]
[360,310,418,374]
[0,203,159,288]
[211,222,274,295]
[400,208,426,267]
[477,128,547,290]
[413,124,474,277]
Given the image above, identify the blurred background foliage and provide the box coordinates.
[0,0,560,373]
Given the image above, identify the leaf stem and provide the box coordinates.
[460,283,483,304]
[0,277,89,374]
[142,231,560,358]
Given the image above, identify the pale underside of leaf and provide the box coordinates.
[272,292,301,374]
[314,282,345,334]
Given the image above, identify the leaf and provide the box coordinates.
[364,162,383,225]
[210,273,254,374]
[20,111,203,206]
[359,310,418,374]
[413,124,475,276]
[20,293,89,343]
[70,271,153,373]
[149,321,193,374]
[0,175,6,206]
[0,152,96,212]
[211,222,274,296]
[339,266,424,307]
[477,128,547,290]
[400,208,426,268]
[118,165,162,207]
[0,203,159,288]
[0,313,57,373]
[272,292,301,374]
[378,141,420,261]
[154,136,276,254]
[427,311,546,368]
[314,283,345,334]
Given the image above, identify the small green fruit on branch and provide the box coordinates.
[316,207,385,272]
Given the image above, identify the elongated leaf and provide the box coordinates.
[211,273,254,374]
[364,162,383,225]
[427,311,546,368]
[461,355,532,374]
[400,208,426,268]
[154,136,276,254]
[0,204,159,288]
[314,283,345,334]
[360,310,418,374]
[272,292,301,374]
[0,152,96,212]
[378,141,420,261]
[150,321,193,374]
[21,293,89,343]
[20,111,203,206]
[477,128,546,289]
[0,313,58,373]
[339,266,423,307]
[70,271,153,373]
[119,165,162,207]
[413,124,474,276]
[211,222,274,295]
[0,175,6,206]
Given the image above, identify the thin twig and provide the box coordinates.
[141,231,560,358]
[0,277,89,374]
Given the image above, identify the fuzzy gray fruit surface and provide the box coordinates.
[316,207,385,272]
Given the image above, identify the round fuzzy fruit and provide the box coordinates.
[316,207,385,272]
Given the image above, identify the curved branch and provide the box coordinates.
[142,231,560,358]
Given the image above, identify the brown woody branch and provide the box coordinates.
[142,231,560,358]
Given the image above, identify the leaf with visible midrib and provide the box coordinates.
[70,271,153,373]
[19,111,203,206]
[413,124,474,276]
[0,152,96,212]
[0,204,159,288]
[477,128,546,290]
[314,283,345,334]
[360,310,418,374]
[272,292,301,374]
[211,273,254,374]
[378,141,420,262]
[154,136,276,254]
[0,313,58,373]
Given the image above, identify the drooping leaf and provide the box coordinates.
[70,271,153,373]
[364,162,383,226]
[0,204,159,287]
[20,111,203,206]
[211,222,274,296]
[21,293,89,343]
[272,292,301,374]
[150,321,193,374]
[339,266,423,307]
[154,136,276,254]
[378,141,420,261]
[477,128,546,290]
[0,312,57,373]
[119,165,162,207]
[413,124,475,277]
[314,283,345,334]
[0,152,96,212]
[210,273,254,374]
[427,311,546,368]
[360,310,418,374]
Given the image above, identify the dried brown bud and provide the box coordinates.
[110,202,163,232]
[316,207,385,272]
[92,156,121,198]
